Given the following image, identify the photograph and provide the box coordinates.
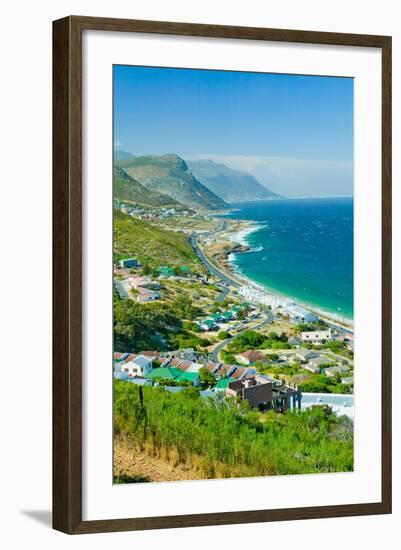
[112,65,355,484]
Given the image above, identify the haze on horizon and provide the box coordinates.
[114,65,354,198]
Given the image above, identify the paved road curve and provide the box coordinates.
[189,232,274,362]
[215,284,230,303]
[189,234,240,288]
[209,311,274,362]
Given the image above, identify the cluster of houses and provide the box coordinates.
[197,304,249,332]
[289,348,351,379]
[237,285,317,323]
[114,270,162,303]
[115,201,184,221]
[114,258,193,303]
[113,348,302,412]
[272,329,353,385]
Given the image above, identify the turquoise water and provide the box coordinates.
[225,198,354,320]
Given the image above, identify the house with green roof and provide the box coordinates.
[148,367,182,380]
[198,319,218,332]
[175,371,200,386]
[147,366,199,386]
[157,266,175,277]
[221,311,235,321]
[215,378,236,391]
[179,266,191,275]
[209,312,225,322]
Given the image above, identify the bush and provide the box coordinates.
[227,330,265,352]
[199,367,216,386]
[171,295,200,320]
[114,381,354,478]
[299,375,353,394]
[114,298,181,352]
[183,321,199,331]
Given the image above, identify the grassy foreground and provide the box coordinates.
[114,381,353,481]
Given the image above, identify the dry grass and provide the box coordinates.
[114,435,273,484]
[114,436,200,483]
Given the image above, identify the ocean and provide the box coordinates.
[224,197,354,320]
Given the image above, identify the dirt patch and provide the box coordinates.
[114,437,201,483]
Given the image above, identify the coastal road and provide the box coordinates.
[209,310,274,362]
[189,234,240,288]
[325,320,353,338]
[215,284,230,303]
[191,225,353,342]
[217,219,227,232]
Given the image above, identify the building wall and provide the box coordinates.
[243,383,273,408]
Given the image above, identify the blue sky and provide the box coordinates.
[114,65,353,197]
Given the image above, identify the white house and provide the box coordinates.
[301,363,320,374]
[341,376,354,385]
[284,305,317,323]
[301,329,331,344]
[309,356,333,368]
[128,275,160,290]
[136,287,161,303]
[324,365,350,378]
[122,354,153,377]
[238,285,287,310]
[292,349,318,363]
[235,350,265,365]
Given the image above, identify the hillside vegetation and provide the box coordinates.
[114,381,354,480]
[114,166,181,208]
[116,154,228,210]
[114,209,200,269]
[114,296,182,352]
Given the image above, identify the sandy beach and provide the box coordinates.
[205,218,354,331]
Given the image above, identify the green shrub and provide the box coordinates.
[114,381,354,477]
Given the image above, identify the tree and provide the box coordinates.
[172,295,199,320]
[236,309,246,320]
[183,321,199,332]
[218,330,230,340]
[114,297,181,352]
[199,367,216,387]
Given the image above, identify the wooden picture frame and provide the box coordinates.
[53,15,392,534]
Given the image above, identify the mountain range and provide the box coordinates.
[114,166,182,208]
[114,150,136,161]
[115,154,227,211]
[114,151,280,210]
[186,159,279,202]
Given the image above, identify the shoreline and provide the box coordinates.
[211,219,354,331]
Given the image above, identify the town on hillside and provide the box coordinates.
[113,203,354,418]
[111,154,355,481]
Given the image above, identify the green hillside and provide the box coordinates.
[114,381,354,479]
[116,154,228,211]
[114,166,182,208]
[114,210,200,270]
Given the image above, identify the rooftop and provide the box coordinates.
[239,350,264,363]
[148,367,181,380]
[215,378,235,390]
